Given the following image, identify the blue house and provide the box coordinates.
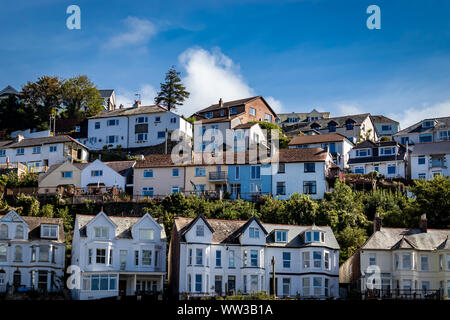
[227,163,272,200]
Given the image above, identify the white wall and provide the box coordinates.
[410,154,450,180]
[80,160,127,190]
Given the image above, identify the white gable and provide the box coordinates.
[184,217,213,244]
[240,219,266,246]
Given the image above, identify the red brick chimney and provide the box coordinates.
[374,212,382,233]
[419,213,427,233]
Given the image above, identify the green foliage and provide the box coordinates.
[249,121,291,149]
[0,171,38,188]
[39,204,55,217]
[223,291,275,300]
[15,193,40,216]
[337,226,368,264]
[154,66,190,111]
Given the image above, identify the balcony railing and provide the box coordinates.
[363,289,441,300]
[208,171,227,181]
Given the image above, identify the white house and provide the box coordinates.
[340,213,450,300]
[0,134,89,170]
[348,140,407,178]
[410,141,450,180]
[86,103,192,150]
[288,133,354,170]
[71,211,166,300]
[272,148,334,200]
[169,215,340,299]
[393,116,450,146]
[0,210,66,293]
[81,159,135,192]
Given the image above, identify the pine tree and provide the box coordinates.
[154,66,190,111]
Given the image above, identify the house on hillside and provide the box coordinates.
[393,116,450,146]
[277,109,330,128]
[410,141,450,180]
[370,115,400,137]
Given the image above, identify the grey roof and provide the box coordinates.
[89,105,168,119]
[348,140,407,165]
[38,162,88,182]
[362,228,450,251]
[394,116,450,136]
[76,214,166,240]
[174,217,339,249]
[0,135,87,149]
[410,141,450,156]
[284,113,372,133]
[370,115,399,125]
[98,89,114,99]
[0,85,19,96]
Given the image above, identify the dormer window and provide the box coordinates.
[346,122,354,130]
[94,227,109,239]
[275,230,287,242]
[205,112,213,119]
[355,149,371,157]
[230,108,237,115]
[422,121,435,128]
[41,225,58,239]
[249,227,259,239]
[196,225,204,237]
[139,229,154,240]
[306,231,325,243]
[15,225,24,239]
[328,123,336,132]
[380,147,396,155]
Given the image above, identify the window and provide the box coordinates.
[139,229,154,240]
[135,251,139,265]
[142,250,152,265]
[380,147,396,155]
[243,275,248,293]
[302,278,310,296]
[89,137,97,144]
[230,108,237,115]
[215,250,221,267]
[313,251,322,268]
[447,254,450,270]
[302,251,311,269]
[41,225,58,238]
[188,249,193,265]
[421,255,429,271]
[39,245,49,262]
[304,163,315,172]
[16,148,24,155]
[143,169,154,178]
[422,121,434,128]
[0,150,5,157]
[275,230,287,242]
[142,187,154,197]
[328,124,336,132]
[387,165,396,175]
[0,244,7,262]
[171,186,180,194]
[235,166,240,179]
[439,130,450,141]
[91,170,103,177]
[303,181,317,194]
[154,116,161,122]
[251,165,261,179]
[32,146,41,154]
[195,274,202,292]
[119,250,127,270]
[210,125,219,135]
[196,248,203,265]
[94,227,108,239]
[0,224,7,238]
[196,225,204,237]
[249,227,259,239]
[276,182,286,195]
[277,163,285,174]
[346,123,354,130]
[61,171,72,179]
[381,125,392,131]
[15,225,24,239]
[95,122,100,129]
[313,277,322,295]
[158,131,165,139]
[229,250,235,268]
[324,252,330,269]
[264,113,272,122]
[49,145,57,152]
[107,135,118,144]
[250,275,258,292]
[419,134,432,143]
[204,112,213,119]
[109,249,113,265]
[400,137,409,145]
[88,274,117,291]
[355,149,371,157]
[325,278,329,297]
[136,116,148,123]
[418,173,426,180]
[369,253,376,266]
[283,252,291,268]
[418,156,426,165]
[14,246,23,261]
[195,167,206,177]
[107,119,119,126]
[136,133,148,142]
[96,249,106,264]
[249,107,256,116]
[172,168,179,177]
[402,280,412,290]
[88,249,93,264]
[354,167,364,174]
[250,250,258,267]
[402,254,412,270]
[283,278,291,297]
[170,117,177,123]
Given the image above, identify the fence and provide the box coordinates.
[363,289,441,300]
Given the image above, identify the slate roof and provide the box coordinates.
[0,135,87,149]
[76,214,166,240]
[105,160,136,176]
[395,116,450,136]
[370,115,399,125]
[278,148,329,162]
[98,89,114,98]
[233,123,258,130]
[348,140,407,164]
[89,105,168,119]
[0,85,20,96]
[194,116,237,124]
[0,214,65,243]
[362,227,450,251]
[288,133,350,145]
[284,113,372,133]
[196,96,261,113]
[174,216,339,249]
[410,141,450,156]
[135,154,190,168]
[38,162,88,182]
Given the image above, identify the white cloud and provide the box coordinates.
[388,101,450,129]
[105,17,156,49]
[265,96,283,114]
[178,47,283,117]
[116,84,157,108]
[335,103,364,116]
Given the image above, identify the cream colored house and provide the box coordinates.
[340,213,450,300]
[184,153,229,194]
[38,160,85,194]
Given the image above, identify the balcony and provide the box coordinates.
[209,171,227,182]
[429,158,446,168]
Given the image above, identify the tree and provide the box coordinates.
[248,121,291,149]
[0,94,36,132]
[154,66,190,111]
[60,75,104,119]
[22,76,62,130]
[336,226,368,263]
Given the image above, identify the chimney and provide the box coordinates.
[226,107,230,119]
[219,98,223,108]
[119,104,124,109]
[419,214,427,233]
[15,134,24,142]
[374,212,382,233]
[132,100,141,108]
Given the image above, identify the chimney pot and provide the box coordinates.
[420,213,427,233]
[219,98,223,107]
[374,212,382,233]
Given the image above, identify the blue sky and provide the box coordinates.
[1,0,450,127]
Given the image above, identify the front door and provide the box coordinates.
[119,280,127,296]
[13,271,21,288]
[215,276,222,296]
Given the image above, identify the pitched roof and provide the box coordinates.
[288,133,350,145]
[194,116,237,124]
[233,123,258,130]
[0,214,65,242]
[197,96,261,113]
[362,228,450,251]
[370,115,399,125]
[38,162,88,182]
[285,113,372,133]
[348,141,407,164]
[135,154,190,168]
[98,89,114,98]
[278,148,329,163]
[411,141,450,156]
[105,160,136,176]
[0,85,20,96]
[76,214,166,240]
[0,135,87,149]
[174,216,339,249]
[395,116,450,136]
[89,105,168,119]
